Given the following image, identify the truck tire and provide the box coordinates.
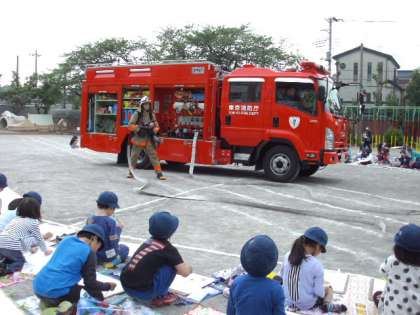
[134,149,152,169]
[263,146,301,182]
[117,139,152,169]
[299,165,319,177]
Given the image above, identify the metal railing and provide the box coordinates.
[343,105,420,149]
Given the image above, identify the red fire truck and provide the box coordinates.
[80,61,348,182]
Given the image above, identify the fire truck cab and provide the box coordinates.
[80,61,346,182]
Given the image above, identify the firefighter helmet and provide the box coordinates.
[140,95,151,105]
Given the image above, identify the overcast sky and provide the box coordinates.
[1,0,419,85]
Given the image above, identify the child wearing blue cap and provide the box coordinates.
[374,224,420,315]
[86,191,129,266]
[227,235,286,315]
[281,227,347,313]
[121,211,192,307]
[33,224,117,314]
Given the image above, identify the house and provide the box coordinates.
[333,44,403,105]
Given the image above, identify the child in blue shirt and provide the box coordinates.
[227,235,286,315]
[86,191,129,265]
[33,224,116,313]
[282,227,347,313]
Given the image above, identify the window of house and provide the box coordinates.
[367,62,372,81]
[377,62,384,82]
[353,63,358,82]
[275,81,316,115]
[229,82,262,103]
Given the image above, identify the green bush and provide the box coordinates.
[384,127,404,146]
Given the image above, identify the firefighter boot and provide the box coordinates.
[154,165,167,180]
[127,171,134,179]
[157,172,167,180]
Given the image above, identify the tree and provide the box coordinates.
[405,70,420,106]
[0,72,34,114]
[58,38,144,108]
[143,25,300,71]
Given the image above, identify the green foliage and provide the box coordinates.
[143,25,300,71]
[384,127,403,146]
[385,93,399,106]
[406,70,420,106]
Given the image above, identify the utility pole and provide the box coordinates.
[63,72,67,109]
[326,17,343,72]
[30,50,41,87]
[359,43,364,91]
[16,56,20,87]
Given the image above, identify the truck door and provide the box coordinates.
[272,78,321,152]
[221,78,265,146]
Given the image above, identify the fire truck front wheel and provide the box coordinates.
[263,146,301,182]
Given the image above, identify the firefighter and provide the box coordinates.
[127,96,166,180]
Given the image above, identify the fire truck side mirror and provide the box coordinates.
[318,86,326,101]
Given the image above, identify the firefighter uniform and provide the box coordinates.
[128,99,166,180]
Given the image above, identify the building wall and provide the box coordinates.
[335,50,400,104]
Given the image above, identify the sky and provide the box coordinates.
[1,0,419,85]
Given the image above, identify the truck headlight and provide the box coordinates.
[325,128,335,150]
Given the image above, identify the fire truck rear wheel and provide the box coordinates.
[263,146,301,182]
[135,149,152,169]
[299,165,319,177]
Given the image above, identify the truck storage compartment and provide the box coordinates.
[154,87,205,140]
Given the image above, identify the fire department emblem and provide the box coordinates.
[289,116,300,129]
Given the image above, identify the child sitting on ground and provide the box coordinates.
[374,224,420,315]
[120,211,192,307]
[33,224,117,314]
[227,235,286,315]
[0,191,43,232]
[0,192,53,243]
[281,227,347,313]
[86,191,129,266]
[0,197,52,275]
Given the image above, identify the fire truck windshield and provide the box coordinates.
[318,79,342,115]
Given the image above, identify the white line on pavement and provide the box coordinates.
[322,185,420,207]
[121,235,240,258]
[219,204,274,226]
